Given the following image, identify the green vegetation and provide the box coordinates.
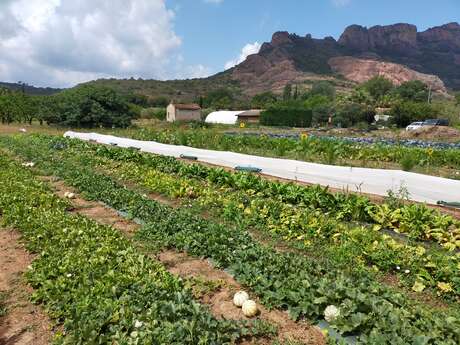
[0,85,136,128]
[2,134,459,344]
[47,85,136,128]
[362,76,394,100]
[0,291,7,317]
[390,101,436,127]
[2,75,457,129]
[250,91,277,108]
[261,103,313,127]
[115,127,460,175]
[0,150,272,344]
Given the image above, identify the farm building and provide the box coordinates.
[237,110,262,124]
[166,103,201,122]
[205,110,262,125]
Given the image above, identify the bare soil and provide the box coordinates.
[0,229,52,345]
[400,125,460,141]
[39,176,139,236]
[159,250,325,345]
[39,176,325,344]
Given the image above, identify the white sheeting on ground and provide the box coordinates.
[64,131,460,205]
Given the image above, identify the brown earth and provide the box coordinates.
[39,176,140,236]
[39,176,325,344]
[400,125,460,140]
[0,229,52,345]
[159,250,325,345]
[328,56,448,95]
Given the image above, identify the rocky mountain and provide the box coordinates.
[232,22,460,94]
[80,22,459,102]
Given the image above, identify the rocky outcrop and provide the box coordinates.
[329,56,448,94]
[418,22,460,53]
[339,23,418,54]
[231,22,460,91]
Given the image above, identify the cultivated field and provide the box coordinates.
[1,130,459,344]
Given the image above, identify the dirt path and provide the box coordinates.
[159,250,325,344]
[40,176,325,344]
[0,229,52,345]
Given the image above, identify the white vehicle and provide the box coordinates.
[405,121,424,131]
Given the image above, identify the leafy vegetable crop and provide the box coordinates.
[3,134,459,344]
[0,154,262,344]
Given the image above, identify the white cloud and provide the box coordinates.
[332,0,351,7]
[0,0,209,87]
[225,42,261,70]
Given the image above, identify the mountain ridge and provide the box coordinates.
[2,22,458,101]
[232,22,460,94]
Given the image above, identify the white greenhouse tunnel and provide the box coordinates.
[64,131,460,205]
[204,111,244,125]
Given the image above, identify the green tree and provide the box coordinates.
[309,81,336,99]
[251,92,277,108]
[362,76,394,100]
[390,101,435,127]
[394,80,429,102]
[47,85,135,128]
[203,88,234,109]
[455,93,460,106]
[282,84,292,101]
[261,102,312,127]
[293,85,299,100]
[335,102,374,127]
[0,89,26,124]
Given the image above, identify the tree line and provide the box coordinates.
[0,85,136,128]
[254,77,458,128]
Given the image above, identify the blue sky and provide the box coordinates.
[0,0,458,87]
[170,0,460,73]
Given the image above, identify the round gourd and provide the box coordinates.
[65,192,76,199]
[242,300,258,317]
[324,305,340,323]
[233,291,249,307]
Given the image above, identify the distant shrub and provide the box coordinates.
[141,108,166,120]
[400,153,417,171]
[362,76,394,100]
[261,103,312,127]
[390,101,436,127]
[393,80,429,102]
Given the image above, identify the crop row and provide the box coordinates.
[101,161,460,299]
[3,134,459,298]
[71,141,460,299]
[0,153,264,344]
[81,138,460,252]
[225,132,460,150]
[3,134,460,344]
[117,127,460,171]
